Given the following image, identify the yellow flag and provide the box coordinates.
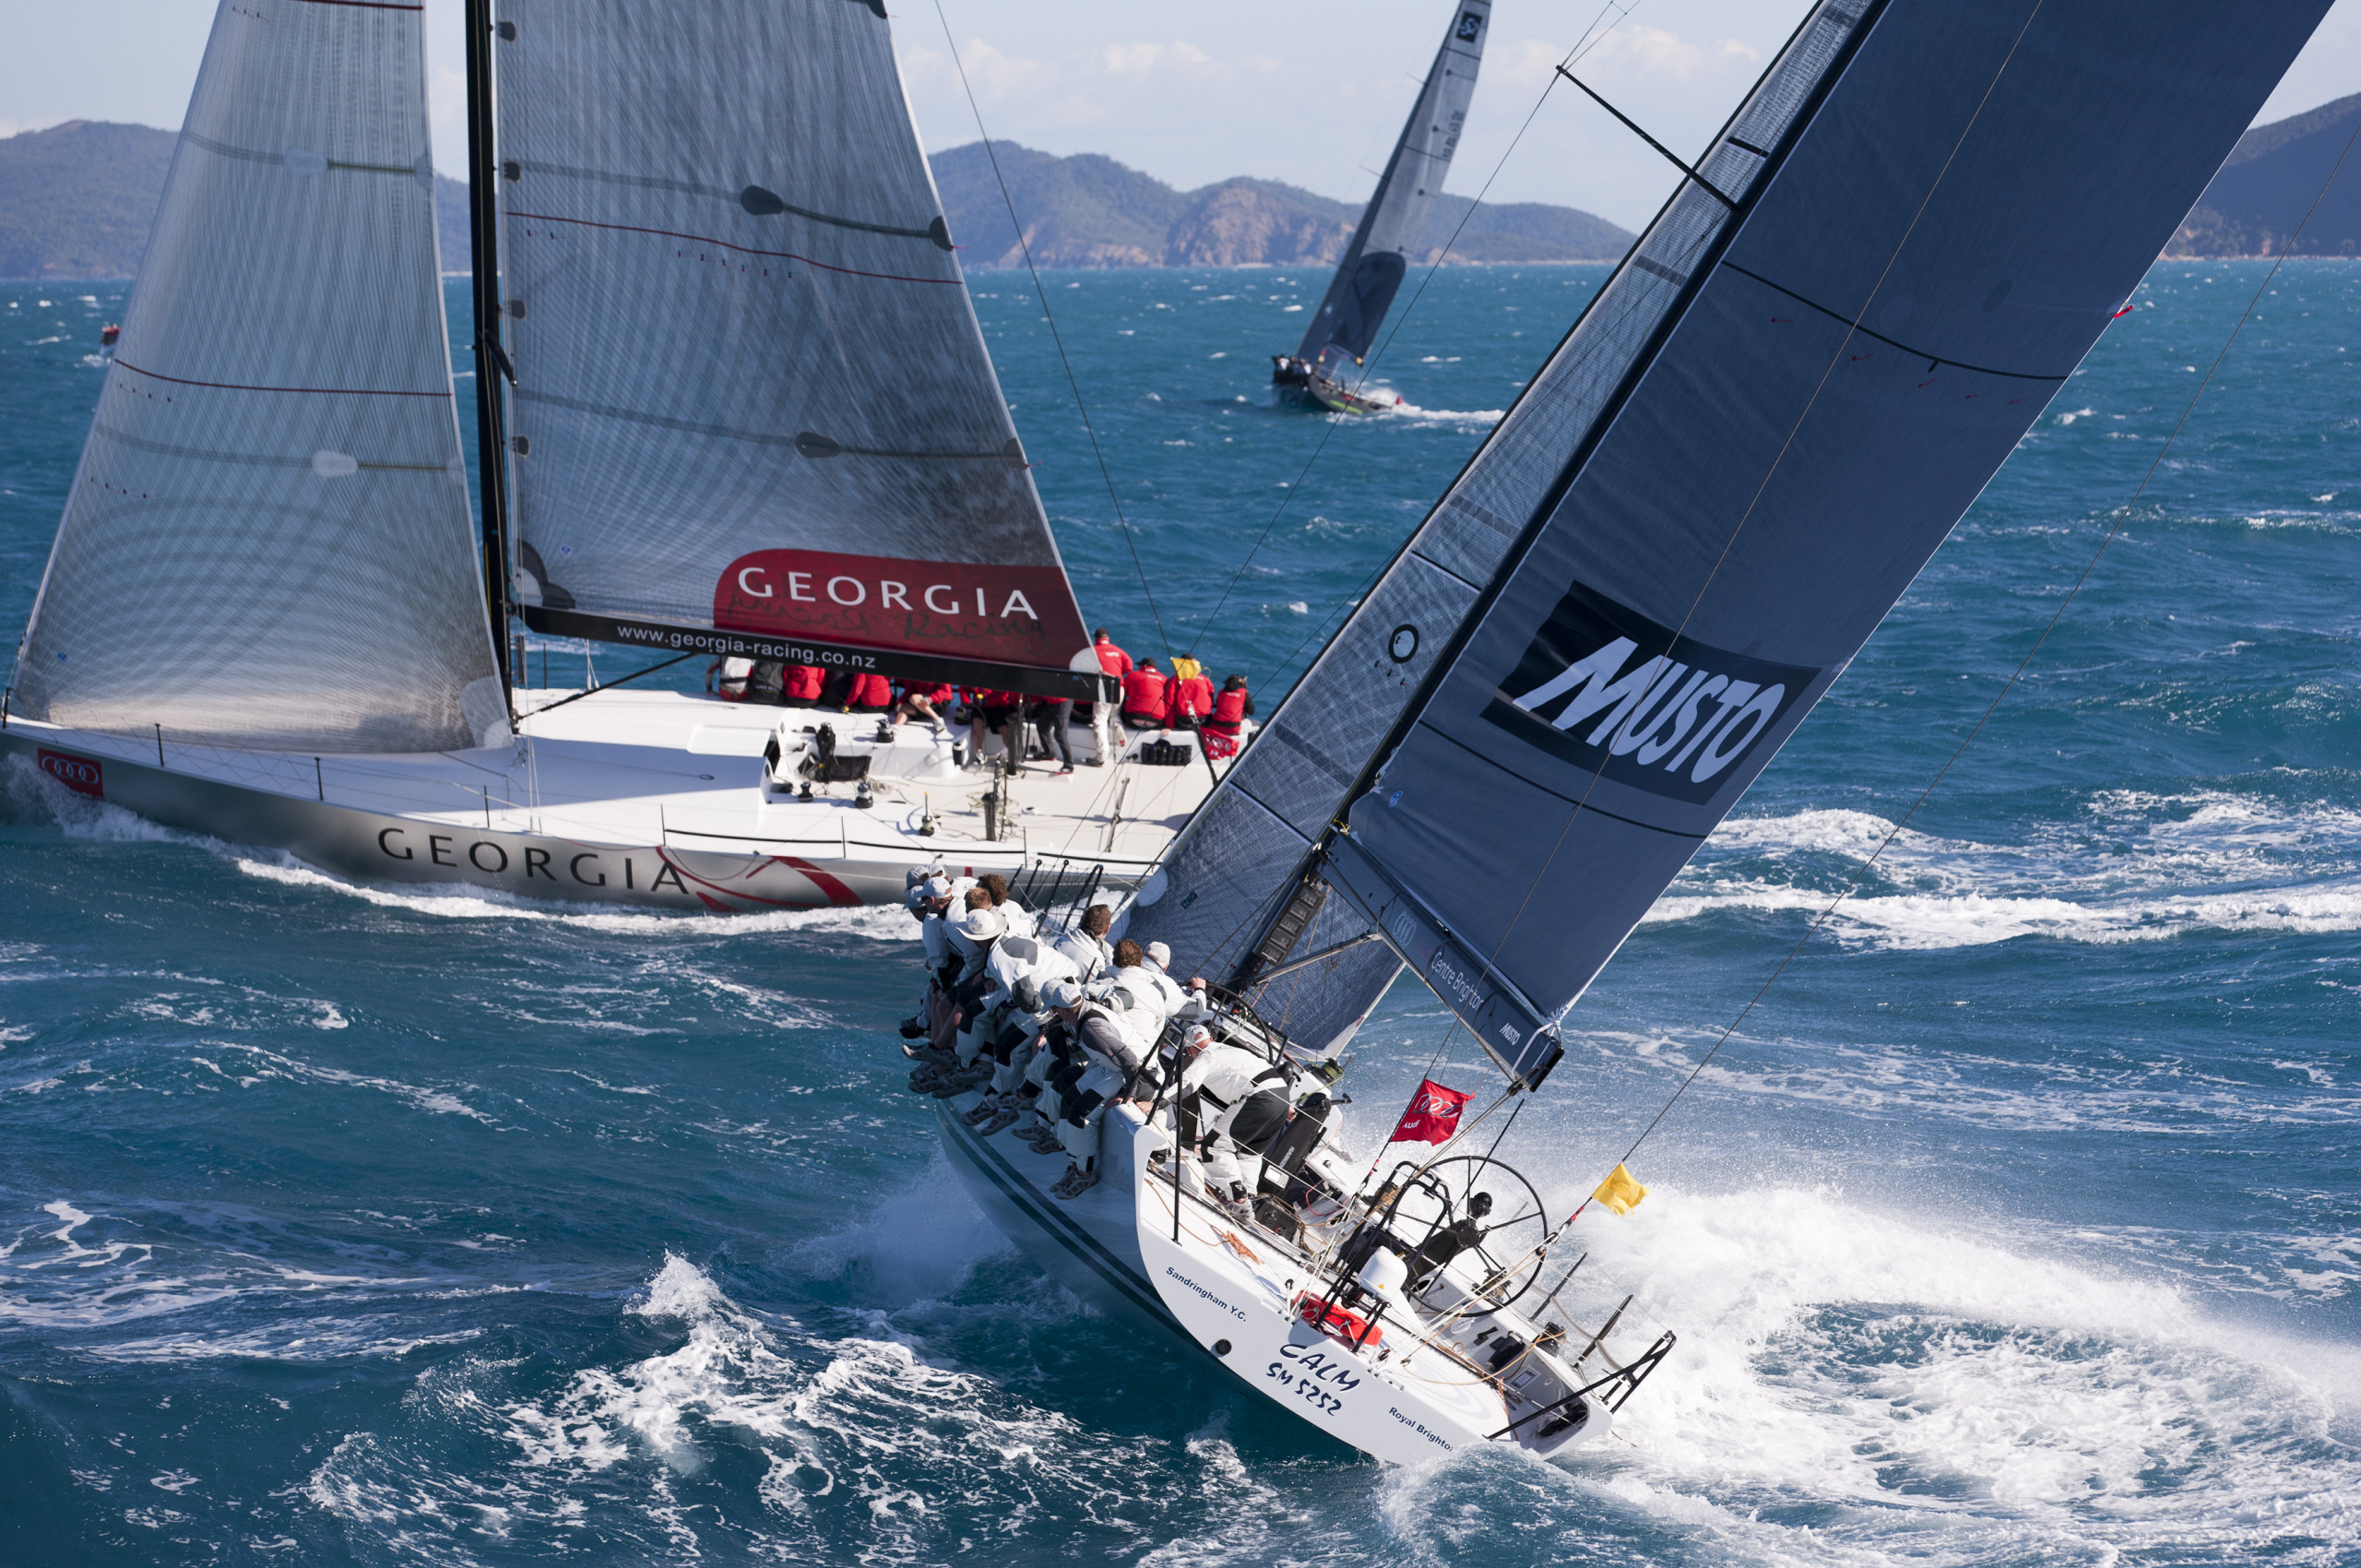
[1591,1163,1648,1216]
[1170,656,1204,683]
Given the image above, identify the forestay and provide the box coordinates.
[1141,0,2331,1085]
[14,0,501,754]
[1294,0,1490,381]
[494,1,1095,695]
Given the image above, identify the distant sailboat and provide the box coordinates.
[3,0,1228,911]
[1272,0,1489,414]
[942,0,2331,1463]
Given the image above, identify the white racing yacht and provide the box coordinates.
[946,0,2331,1462]
[1271,0,1489,415]
[3,0,1226,910]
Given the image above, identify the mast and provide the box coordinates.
[465,0,515,713]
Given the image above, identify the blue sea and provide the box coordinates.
[2,256,2357,1565]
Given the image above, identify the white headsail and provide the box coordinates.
[13,0,501,754]
[492,0,1096,695]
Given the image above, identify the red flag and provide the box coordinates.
[1201,727,1239,761]
[1389,1079,1469,1146]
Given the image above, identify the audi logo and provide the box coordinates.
[36,749,104,798]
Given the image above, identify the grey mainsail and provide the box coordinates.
[1139,0,2331,1082]
[1293,1,1490,383]
[492,0,1096,695]
[13,0,501,754]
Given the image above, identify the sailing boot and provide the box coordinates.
[960,1093,1004,1127]
[1054,1161,1100,1200]
[979,1100,1021,1136]
[1017,1119,1065,1155]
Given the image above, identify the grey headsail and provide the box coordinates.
[492,0,1097,697]
[1137,0,2330,1084]
[1293,0,1491,380]
[13,0,502,754]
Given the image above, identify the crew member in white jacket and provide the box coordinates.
[1175,1025,1295,1212]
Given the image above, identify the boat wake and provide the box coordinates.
[1368,1182,2361,1566]
[1655,793,2361,948]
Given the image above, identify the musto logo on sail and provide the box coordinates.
[713,548,1085,664]
[1481,582,1819,806]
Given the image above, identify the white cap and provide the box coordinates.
[1181,1024,1213,1051]
[953,907,1006,944]
[919,874,954,900]
[1041,977,1086,1010]
[1145,941,1172,969]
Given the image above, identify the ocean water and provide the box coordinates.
[1,257,2357,1565]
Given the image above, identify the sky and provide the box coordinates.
[4,1,2357,232]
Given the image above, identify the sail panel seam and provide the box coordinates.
[113,359,450,399]
[1724,261,2071,380]
[504,209,961,286]
[514,160,943,242]
[509,388,1015,463]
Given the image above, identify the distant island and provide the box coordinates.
[927,142,1633,268]
[0,125,1628,279]
[4,89,2354,280]
[2165,89,2361,258]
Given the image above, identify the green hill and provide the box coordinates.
[2168,90,2361,257]
[1,123,1629,279]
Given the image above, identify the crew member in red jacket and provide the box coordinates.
[1167,665,1215,727]
[844,672,894,713]
[1202,674,1254,759]
[780,662,825,707]
[1120,661,1169,731]
[895,681,955,731]
[967,687,1022,769]
[1092,628,1133,680]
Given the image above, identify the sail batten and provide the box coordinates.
[495,0,1092,686]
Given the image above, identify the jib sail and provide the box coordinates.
[1138,0,2330,1085]
[14,0,503,754]
[492,1,1097,696]
[1294,1,1490,380]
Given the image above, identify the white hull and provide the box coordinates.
[2,689,1226,911]
[938,1092,1616,1465]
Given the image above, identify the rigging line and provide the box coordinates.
[1471,0,2031,1087]
[1577,83,2361,1224]
[932,0,1173,667]
[1196,1,1651,671]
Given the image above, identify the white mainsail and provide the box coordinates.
[493,0,1094,690]
[13,0,502,754]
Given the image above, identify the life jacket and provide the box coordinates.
[1094,638,1133,678]
[782,663,825,702]
[1121,668,1168,716]
[847,672,894,709]
[1169,674,1214,722]
[1206,687,1249,732]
